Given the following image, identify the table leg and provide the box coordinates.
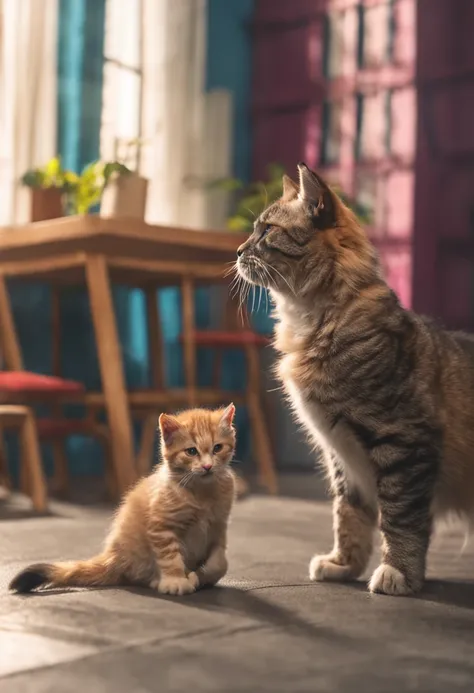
[0,274,23,370]
[245,344,278,495]
[0,428,12,496]
[136,412,158,477]
[145,288,164,389]
[50,288,70,496]
[181,276,197,407]
[85,255,137,494]
[19,409,48,512]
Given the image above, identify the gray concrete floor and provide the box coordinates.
[1,477,474,692]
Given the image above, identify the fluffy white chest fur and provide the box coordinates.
[284,377,376,506]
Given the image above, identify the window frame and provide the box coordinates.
[100,0,144,169]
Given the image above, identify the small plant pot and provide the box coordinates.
[31,188,64,222]
[100,173,148,220]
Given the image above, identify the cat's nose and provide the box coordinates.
[201,463,213,472]
[237,245,244,257]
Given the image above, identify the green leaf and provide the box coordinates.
[207,176,243,192]
[21,169,44,187]
[266,162,286,181]
[103,161,132,185]
[227,216,252,232]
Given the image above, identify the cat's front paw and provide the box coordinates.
[152,574,197,596]
[368,563,417,596]
[309,553,354,582]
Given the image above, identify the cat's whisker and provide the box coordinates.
[243,206,256,220]
[224,263,238,278]
[229,275,240,299]
[267,263,295,296]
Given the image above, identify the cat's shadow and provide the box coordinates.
[353,576,474,609]
[414,579,474,609]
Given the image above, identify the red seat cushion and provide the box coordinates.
[184,330,270,347]
[0,371,85,395]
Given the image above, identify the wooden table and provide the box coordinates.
[0,216,246,494]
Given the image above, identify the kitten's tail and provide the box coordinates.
[8,553,120,593]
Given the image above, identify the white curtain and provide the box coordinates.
[0,0,58,226]
[140,0,232,229]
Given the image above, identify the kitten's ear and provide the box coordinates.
[281,174,299,202]
[219,403,236,428]
[159,413,181,443]
[297,162,335,226]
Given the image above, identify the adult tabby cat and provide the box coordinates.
[236,162,474,596]
[10,406,236,595]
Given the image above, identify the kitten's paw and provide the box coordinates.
[187,571,200,590]
[309,554,354,582]
[153,575,197,596]
[368,563,414,596]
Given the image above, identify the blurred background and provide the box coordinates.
[1,0,473,504]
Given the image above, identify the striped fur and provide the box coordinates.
[9,406,236,596]
[236,163,474,596]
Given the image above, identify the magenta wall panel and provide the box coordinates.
[414,0,474,329]
[251,1,326,179]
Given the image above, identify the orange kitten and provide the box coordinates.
[9,405,236,596]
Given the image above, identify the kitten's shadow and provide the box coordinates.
[123,582,356,645]
[21,582,350,643]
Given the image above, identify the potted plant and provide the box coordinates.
[21,157,67,222]
[212,163,372,232]
[64,160,132,215]
[100,138,149,220]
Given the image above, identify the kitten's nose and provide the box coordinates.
[201,463,213,472]
[237,245,244,257]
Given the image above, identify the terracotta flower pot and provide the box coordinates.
[31,188,64,222]
[100,172,148,220]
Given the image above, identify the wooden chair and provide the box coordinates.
[0,405,47,511]
[179,276,278,494]
[0,370,118,499]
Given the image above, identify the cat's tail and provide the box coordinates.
[8,553,121,593]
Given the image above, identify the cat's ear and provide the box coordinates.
[159,413,181,443]
[297,162,336,226]
[281,174,299,202]
[219,403,235,428]
[297,162,328,203]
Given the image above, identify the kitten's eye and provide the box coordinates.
[185,447,198,457]
[261,224,273,239]
[213,444,223,454]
